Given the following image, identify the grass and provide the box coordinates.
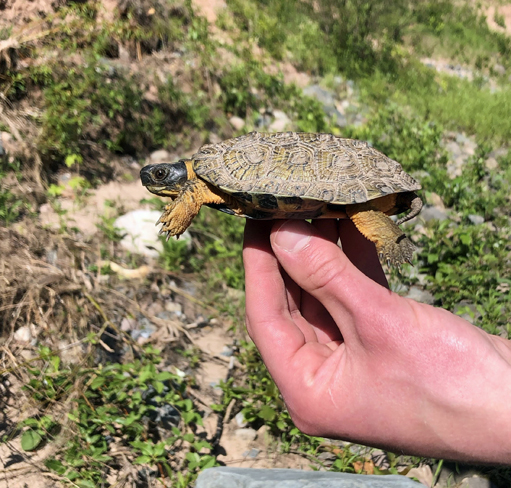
[9,345,217,487]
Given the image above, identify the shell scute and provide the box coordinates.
[192,131,420,205]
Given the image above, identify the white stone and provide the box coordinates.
[165,301,183,314]
[235,411,248,427]
[229,116,245,131]
[114,210,191,258]
[234,428,257,442]
[485,157,498,170]
[269,110,291,132]
[494,63,506,76]
[14,326,32,342]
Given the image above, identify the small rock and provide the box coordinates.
[255,425,270,445]
[146,301,164,317]
[115,210,191,258]
[0,131,14,155]
[131,320,157,340]
[164,301,182,315]
[426,192,445,210]
[420,205,449,222]
[242,448,260,458]
[406,465,433,487]
[459,476,491,488]
[14,326,32,342]
[468,214,484,225]
[444,141,463,158]
[220,346,234,357]
[150,149,172,163]
[303,84,335,107]
[235,411,248,428]
[405,286,435,305]
[494,63,506,76]
[229,116,245,131]
[235,428,257,442]
[269,110,291,132]
[487,147,508,160]
[485,157,499,171]
[317,451,336,462]
[121,317,136,331]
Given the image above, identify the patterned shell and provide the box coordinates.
[192,132,421,204]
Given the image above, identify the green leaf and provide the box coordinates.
[135,455,152,464]
[45,458,66,474]
[155,371,174,381]
[21,430,42,451]
[90,376,106,390]
[182,433,195,443]
[77,480,96,488]
[259,405,276,421]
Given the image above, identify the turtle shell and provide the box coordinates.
[192,131,420,205]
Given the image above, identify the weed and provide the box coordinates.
[18,345,217,486]
[0,159,24,225]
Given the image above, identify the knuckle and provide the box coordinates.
[302,246,344,296]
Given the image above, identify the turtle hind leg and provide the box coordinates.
[347,208,415,266]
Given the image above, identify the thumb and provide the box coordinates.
[270,220,390,337]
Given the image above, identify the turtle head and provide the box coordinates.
[140,161,192,197]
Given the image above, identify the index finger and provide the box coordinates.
[243,220,307,370]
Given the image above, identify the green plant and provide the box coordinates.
[20,345,217,486]
[0,160,24,225]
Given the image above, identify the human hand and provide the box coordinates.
[243,219,511,463]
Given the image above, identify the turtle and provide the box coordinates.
[140,131,422,265]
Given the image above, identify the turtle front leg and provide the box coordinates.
[346,207,415,266]
[157,178,239,238]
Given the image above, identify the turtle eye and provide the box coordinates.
[154,167,167,180]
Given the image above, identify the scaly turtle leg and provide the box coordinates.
[158,179,242,238]
[347,207,415,266]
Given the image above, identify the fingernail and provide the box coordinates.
[273,221,312,252]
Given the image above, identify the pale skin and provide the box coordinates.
[243,218,511,463]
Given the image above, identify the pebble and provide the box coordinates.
[303,84,347,127]
[229,116,245,131]
[242,448,260,458]
[269,110,291,132]
[121,317,136,331]
[164,301,183,315]
[459,477,492,488]
[468,214,485,225]
[234,428,257,442]
[14,326,32,342]
[494,63,506,76]
[426,192,445,210]
[196,467,423,488]
[485,157,499,171]
[220,346,234,357]
[115,210,191,258]
[235,411,248,428]
[420,205,449,222]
